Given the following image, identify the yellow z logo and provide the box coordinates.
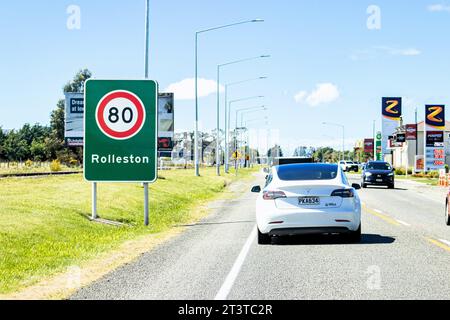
[385,100,399,114]
[427,106,444,123]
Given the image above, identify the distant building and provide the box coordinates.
[390,121,450,169]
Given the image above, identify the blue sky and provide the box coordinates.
[1,1,450,155]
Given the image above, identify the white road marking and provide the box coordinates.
[374,209,383,214]
[395,219,411,227]
[439,239,450,247]
[215,226,257,300]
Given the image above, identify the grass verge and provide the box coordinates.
[0,167,258,295]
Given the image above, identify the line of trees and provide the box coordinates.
[0,69,91,164]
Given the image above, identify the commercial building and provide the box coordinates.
[389,121,450,170]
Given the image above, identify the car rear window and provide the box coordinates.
[366,162,392,170]
[276,164,338,181]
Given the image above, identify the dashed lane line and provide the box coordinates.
[362,204,401,226]
[426,238,450,253]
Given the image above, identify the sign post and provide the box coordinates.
[84,79,158,225]
[424,105,446,173]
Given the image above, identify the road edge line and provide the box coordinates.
[215,226,257,300]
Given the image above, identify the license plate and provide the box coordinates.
[299,197,320,205]
[376,179,383,182]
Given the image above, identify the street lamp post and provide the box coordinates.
[323,122,345,161]
[224,77,266,172]
[234,105,266,169]
[216,56,269,176]
[194,19,263,177]
[227,96,264,170]
[243,117,268,167]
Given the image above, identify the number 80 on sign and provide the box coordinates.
[96,90,146,140]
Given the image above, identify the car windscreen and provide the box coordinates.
[276,164,338,181]
[366,163,392,170]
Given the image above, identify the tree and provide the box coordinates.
[267,145,283,158]
[50,100,66,141]
[48,69,92,161]
[3,131,28,161]
[63,69,92,93]
[0,127,6,159]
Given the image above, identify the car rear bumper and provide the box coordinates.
[256,208,361,234]
[269,227,351,236]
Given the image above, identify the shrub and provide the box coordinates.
[427,171,440,179]
[25,160,33,168]
[69,157,79,167]
[395,168,406,176]
[50,160,62,172]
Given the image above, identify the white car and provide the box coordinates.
[339,161,359,172]
[252,163,362,244]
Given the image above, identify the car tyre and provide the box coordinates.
[257,228,271,245]
[362,182,367,188]
[388,184,395,189]
[446,202,450,226]
[347,224,361,243]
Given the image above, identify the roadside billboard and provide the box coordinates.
[406,124,417,140]
[425,105,446,172]
[63,92,174,151]
[158,93,174,153]
[364,139,374,154]
[64,92,84,146]
[382,97,402,155]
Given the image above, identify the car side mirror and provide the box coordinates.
[352,183,361,190]
[251,186,262,193]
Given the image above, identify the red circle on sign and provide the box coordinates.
[96,91,146,140]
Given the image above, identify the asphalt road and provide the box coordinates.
[72,172,450,300]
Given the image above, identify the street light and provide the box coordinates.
[234,105,266,167]
[215,56,270,176]
[240,107,267,127]
[242,117,269,167]
[323,122,345,161]
[227,96,264,169]
[194,19,264,177]
[224,77,267,172]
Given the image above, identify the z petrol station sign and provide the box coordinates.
[84,80,158,182]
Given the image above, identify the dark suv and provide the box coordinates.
[361,161,395,189]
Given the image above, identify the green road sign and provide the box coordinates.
[84,79,158,182]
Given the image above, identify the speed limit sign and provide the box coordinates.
[96,90,146,140]
[84,80,158,182]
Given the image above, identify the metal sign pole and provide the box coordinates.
[144,183,149,226]
[92,182,97,220]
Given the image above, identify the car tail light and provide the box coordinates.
[331,189,354,198]
[263,190,287,200]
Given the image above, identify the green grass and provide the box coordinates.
[0,167,257,294]
[394,175,439,186]
[0,164,81,175]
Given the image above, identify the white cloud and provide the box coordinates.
[374,46,421,56]
[350,46,421,60]
[294,83,340,107]
[294,91,307,103]
[428,4,450,12]
[165,78,224,100]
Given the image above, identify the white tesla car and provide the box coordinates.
[252,163,362,244]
